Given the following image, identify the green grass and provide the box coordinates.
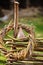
[0,54,6,65]
[19,16,43,38]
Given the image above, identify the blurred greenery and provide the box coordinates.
[19,16,43,38]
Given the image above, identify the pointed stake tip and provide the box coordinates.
[14,1,19,5]
[17,27,25,39]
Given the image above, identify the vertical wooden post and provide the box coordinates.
[26,0,29,8]
[14,1,19,38]
[26,0,30,8]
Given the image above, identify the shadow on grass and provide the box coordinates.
[0,60,6,63]
[0,60,6,65]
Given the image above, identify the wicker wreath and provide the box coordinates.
[0,1,35,63]
[0,21,35,62]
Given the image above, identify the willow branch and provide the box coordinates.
[7,35,29,42]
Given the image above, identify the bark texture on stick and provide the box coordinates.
[14,2,19,38]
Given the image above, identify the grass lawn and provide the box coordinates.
[19,16,43,38]
[0,16,43,65]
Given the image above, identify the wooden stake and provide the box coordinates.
[14,1,19,38]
